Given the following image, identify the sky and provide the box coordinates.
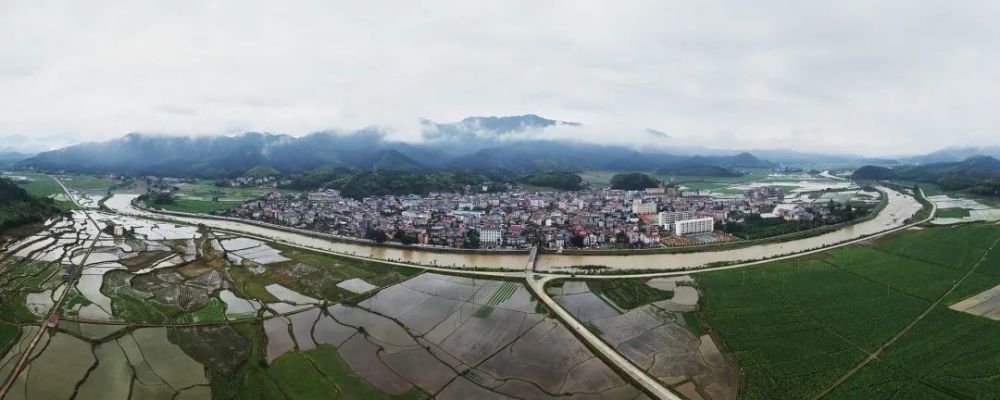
[2,1,1000,156]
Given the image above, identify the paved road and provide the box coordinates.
[526,275,682,399]
[87,184,936,400]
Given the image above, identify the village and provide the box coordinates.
[218,183,868,250]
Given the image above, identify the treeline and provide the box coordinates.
[853,156,1000,196]
[610,173,659,190]
[279,165,588,199]
[280,167,507,199]
[0,178,61,231]
[723,202,872,240]
[516,172,583,190]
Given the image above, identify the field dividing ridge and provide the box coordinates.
[811,232,1000,399]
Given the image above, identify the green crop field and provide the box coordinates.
[935,208,971,218]
[55,174,119,191]
[154,199,240,214]
[586,279,673,310]
[696,223,1000,399]
[15,173,78,210]
[171,181,295,202]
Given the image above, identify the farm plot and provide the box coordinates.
[698,223,1000,399]
[928,194,1000,225]
[258,272,646,399]
[556,278,738,400]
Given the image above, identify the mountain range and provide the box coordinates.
[12,114,1000,178]
[17,115,771,178]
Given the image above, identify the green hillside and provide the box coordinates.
[0,178,61,231]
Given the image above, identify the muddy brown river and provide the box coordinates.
[104,185,921,272]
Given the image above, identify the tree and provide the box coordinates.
[366,228,388,243]
[463,229,481,249]
[609,173,659,190]
[615,231,630,246]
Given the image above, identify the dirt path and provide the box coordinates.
[810,233,1000,399]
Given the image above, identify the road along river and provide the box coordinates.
[104,185,921,272]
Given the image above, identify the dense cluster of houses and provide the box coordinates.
[224,185,793,249]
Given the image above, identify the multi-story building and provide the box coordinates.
[658,210,696,228]
[674,217,715,236]
[632,198,658,215]
[480,227,503,247]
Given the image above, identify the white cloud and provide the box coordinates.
[1,1,999,155]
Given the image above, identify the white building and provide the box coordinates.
[632,198,658,215]
[658,210,696,228]
[480,227,503,247]
[674,217,714,236]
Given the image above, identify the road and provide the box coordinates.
[0,176,101,399]
[526,275,682,400]
[9,180,935,400]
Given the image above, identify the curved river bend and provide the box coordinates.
[104,186,921,272]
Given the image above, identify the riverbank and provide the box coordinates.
[103,185,922,272]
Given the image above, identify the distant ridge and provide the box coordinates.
[17,115,777,179]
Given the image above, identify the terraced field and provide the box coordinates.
[697,223,1000,399]
[0,209,460,399]
[0,208,655,399]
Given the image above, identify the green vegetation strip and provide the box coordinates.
[586,279,673,310]
[935,208,970,218]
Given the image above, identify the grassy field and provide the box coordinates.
[55,174,120,191]
[171,181,292,201]
[935,208,971,218]
[262,243,422,302]
[211,323,425,400]
[15,173,78,210]
[888,179,945,196]
[155,199,240,214]
[579,169,822,192]
[585,279,674,310]
[158,181,298,215]
[696,224,1000,399]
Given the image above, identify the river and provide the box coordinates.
[103,185,921,272]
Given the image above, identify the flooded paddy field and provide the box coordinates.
[0,209,470,399]
[927,194,1000,225]
[551,279,738,400]
[1,209,652,399]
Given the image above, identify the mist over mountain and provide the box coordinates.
[0,152,32,169]
[16,114,978,179]
[902,146,1000,164]
[16,115,781,178]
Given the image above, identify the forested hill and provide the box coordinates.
[0,178,61,231]
[16,115,775,179]
[853,156,1000,196]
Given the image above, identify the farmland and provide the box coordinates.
[0,208,455,399]
[696,223,1000,399]
[552,278,738,400]
[147,180,299,215]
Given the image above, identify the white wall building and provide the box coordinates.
[480,227,503,247]
[632,198,658,215]
[674,217,715,236]
[658,210,696,228]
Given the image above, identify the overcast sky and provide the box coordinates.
[2,1,1000,156]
